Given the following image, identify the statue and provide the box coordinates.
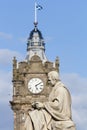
[24,71,76,130]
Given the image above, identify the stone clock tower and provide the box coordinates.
[10,23,59,130]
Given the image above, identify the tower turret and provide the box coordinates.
[26,24,47,62]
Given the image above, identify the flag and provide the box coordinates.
[36,5,43,10]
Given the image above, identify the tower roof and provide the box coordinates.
[29,26,43,40]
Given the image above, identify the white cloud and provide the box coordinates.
[45,36,54,43]
[0,49,24,66]
[0,32,13,40]
[19,37,27,43]
[0,49,24,103]
[61,73,87,130]
[0,69,13,130]
[0,70,12,104]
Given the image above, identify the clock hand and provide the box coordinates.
[35,86,38,90]
[35,82,42,86]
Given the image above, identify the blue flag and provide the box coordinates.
[36,5,43,10]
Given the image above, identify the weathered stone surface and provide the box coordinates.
[10,56,59,130]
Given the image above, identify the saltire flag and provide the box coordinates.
[36,5,43,10]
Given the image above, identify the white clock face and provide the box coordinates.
[28,78,44,94]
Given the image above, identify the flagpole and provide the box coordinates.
[34,2,38,25]
[34,2,43,26]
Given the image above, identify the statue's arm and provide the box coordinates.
[44,88,64,112]
[32,102,44,110]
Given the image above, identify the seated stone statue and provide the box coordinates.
[24,71,76,130]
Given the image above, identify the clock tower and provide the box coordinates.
[10,22,59,130]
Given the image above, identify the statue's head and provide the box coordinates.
[48,71,60,86]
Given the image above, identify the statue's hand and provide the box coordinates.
[32,102,44,110]
[32,102,37,109]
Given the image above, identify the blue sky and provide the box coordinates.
[0,0,87,130]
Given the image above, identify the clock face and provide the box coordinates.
[28,78,44,94]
